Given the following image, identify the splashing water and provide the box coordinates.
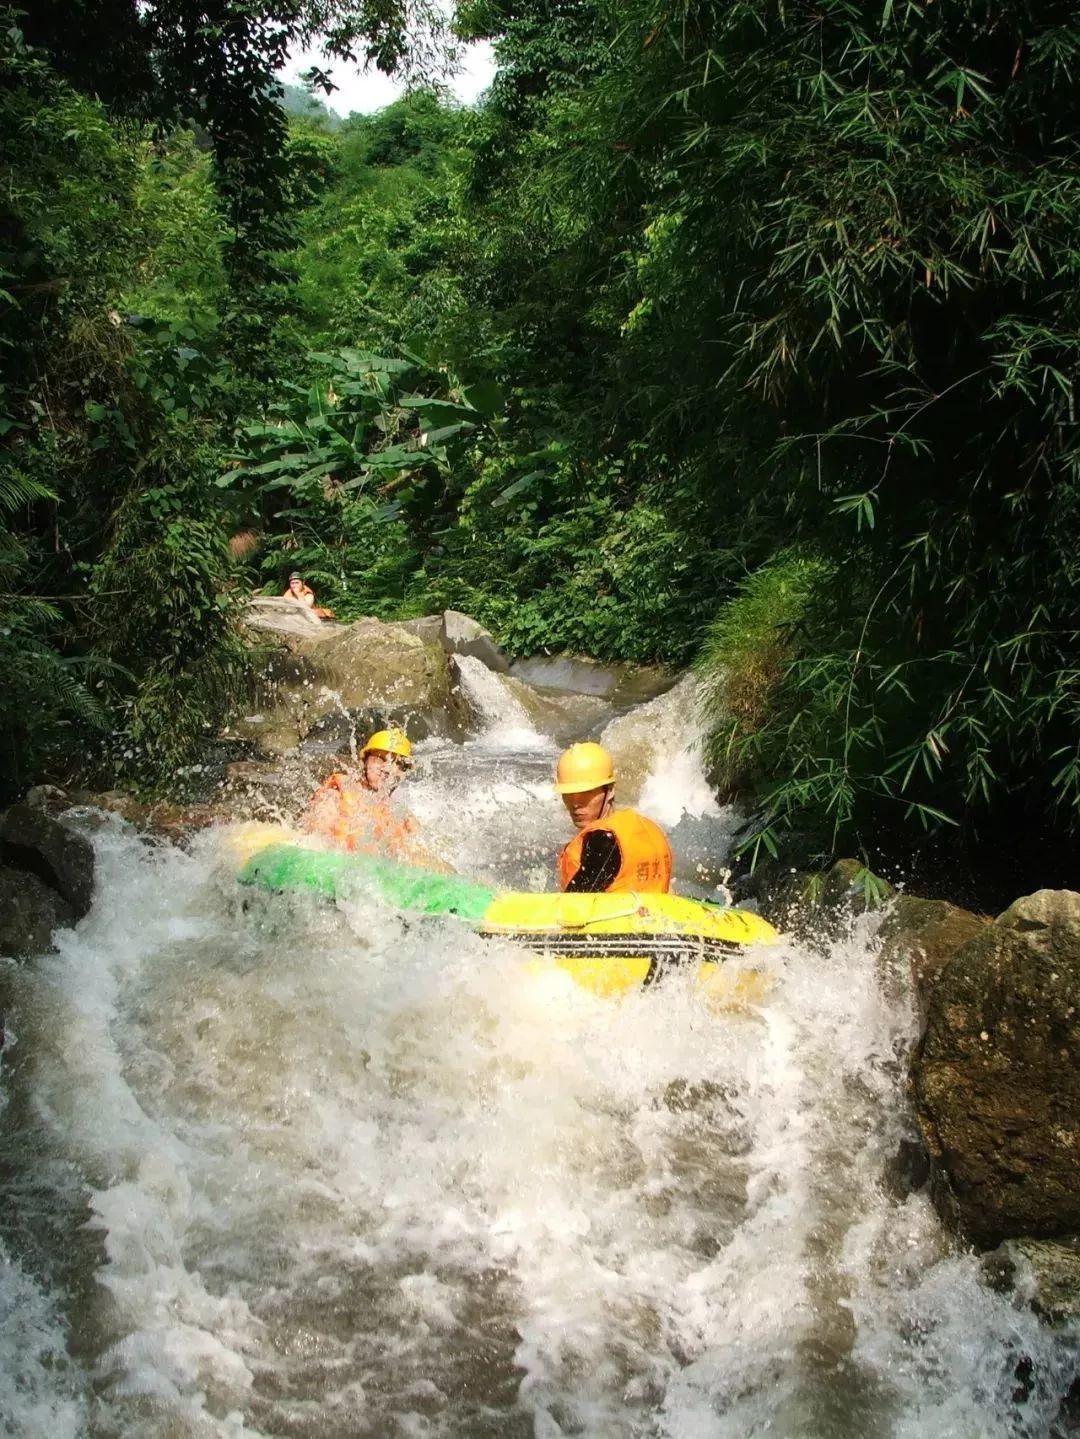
[0,1240,87,1437]
[2,715,1079,1437]
[453,656,547,752]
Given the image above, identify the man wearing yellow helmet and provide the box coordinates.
[303,728,445,868]
[554,742,673,894]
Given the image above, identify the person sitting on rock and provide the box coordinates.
[303,728,447,870]
[554,741,672,893]
[281,571,334,620]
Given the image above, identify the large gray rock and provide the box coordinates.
[220,757,341,825]
[396,614,443,646]
[510,653,620,696]
[510,654,675,707]
[243,595,343,641]
[236,616,452,757]
[913,889,1080,1247]
[440,610,509,674]
[24,783,72,814]
[0,866,76,959]
[0,804,96,916]
[291,619,450,712]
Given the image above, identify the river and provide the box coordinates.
[1,666,1078,1437]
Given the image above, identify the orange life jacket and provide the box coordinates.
[282,582,316,606]
[303,772,418,858]
[558,808,673,894]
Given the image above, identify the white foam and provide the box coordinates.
[603,674,722,827]
[638,741,720,828]
[0,1242,87,1438]
[1,804,1076,1435]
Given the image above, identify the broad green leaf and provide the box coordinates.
[462,380,504,416]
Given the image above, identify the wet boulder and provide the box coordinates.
[0,866,77,959]
[75,788,151,825]
[510,653,620,697]
[138,801,230,845]
[736,861,817,930]
[913,889,1080,1247]
[982,1238,1080,1325]
[242,595,343,641]
[510,653,675,706]
[440,610,509,674]
[880,895,989,1020]
[221,757,330,824]
[395,614,443,646]
[230,708,307,758]
[820,858,894,912]
[307,619,450,711]
[0,801,92,958]
[0,804,96,917]
[747,858,895,938]
[23,783,73,814]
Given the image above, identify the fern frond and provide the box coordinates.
[0,468,58,513]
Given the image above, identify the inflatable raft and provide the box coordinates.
[225,824,781,1004]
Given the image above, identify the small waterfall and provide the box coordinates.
[601,673,720,827]
[452,654,547,750]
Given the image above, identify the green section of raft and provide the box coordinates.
[238,843,497,922]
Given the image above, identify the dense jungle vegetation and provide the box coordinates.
[3,0,1080,894]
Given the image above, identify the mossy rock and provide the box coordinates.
[881,894,989,1018]
[982,1237,1080,1324]
[238,617,453,757]
[913,889,1080,1247]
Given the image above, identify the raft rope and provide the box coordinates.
[477,931,743,959]
[477,930,746,987]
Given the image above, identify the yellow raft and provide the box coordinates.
[225,822,781,1005]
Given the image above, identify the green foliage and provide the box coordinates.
[0,5,466,796]
[598,0,1080,866]
[344,91,466,170]
[698,554,833,796]
[230,345,491,500]
[413,448,736,662]
[87,472,247,780]
[0,465,107,793]
[291,94,472,339]
[123,131,226,320]
[223,344,499,615]
[0,11,273,792]
[423,0,1080,877]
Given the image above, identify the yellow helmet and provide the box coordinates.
[554,741,615,794]
[361,727,413,767]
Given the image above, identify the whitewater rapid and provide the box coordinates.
[2,696,1078,1436]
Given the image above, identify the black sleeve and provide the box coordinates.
[564,829,622,892]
